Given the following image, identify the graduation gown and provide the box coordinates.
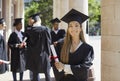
[0,34,8,74]
[8,32,26,72]
[51,29,65,44]
[50,29,65,62]
[57,42,94,81]
[51,29,65,58]
[25,26,51,73]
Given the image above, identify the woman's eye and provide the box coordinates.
[75,25,80,27]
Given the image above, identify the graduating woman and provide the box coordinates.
[8,18,26,81]
[55,9,94,81]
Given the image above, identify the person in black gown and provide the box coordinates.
[55,9,94,81]
[0,18,8,74]
[8,18,26,81]
[25,13,51,81]
[50,18,66,81]
[25,15,40,81]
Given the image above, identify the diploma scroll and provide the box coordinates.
[50,45,62,72]
[16,37,27,47]
[22,37,27,43]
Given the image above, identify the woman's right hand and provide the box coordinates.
[55,62,64,70]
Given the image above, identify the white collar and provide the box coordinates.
[70,41,83,52]
[76,41,83,50]
[15,29,23,42]
[53,28,60,34]
[33,22,41,27]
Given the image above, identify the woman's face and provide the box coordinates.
[68,21,81,37]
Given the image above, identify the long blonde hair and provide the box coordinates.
[60,24,86,63]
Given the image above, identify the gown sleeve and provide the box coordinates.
[8,33,20,48]
[80,47,94,68]
[71,47,94,69]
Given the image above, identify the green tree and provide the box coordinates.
[88,0,100,35]
[24,0,53,28]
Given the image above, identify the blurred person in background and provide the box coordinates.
[25,13,51,81]
[50,18,65,81]
[0,18,8,74]
[8,18,26,81]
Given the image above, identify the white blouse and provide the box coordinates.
[15,29,23,42]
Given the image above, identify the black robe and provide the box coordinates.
[50,29,65,61]
[50,29,65,81]
[0,34,8,74]
[25,26,51,73]
[51,29,65,44]
[8,32,26,72]
[57,43,94,81]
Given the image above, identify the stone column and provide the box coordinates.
[14,0,25,31]
[3,0,12,41]
[53,0,69,30]
[101,0,120,81]
[15,0,24,18]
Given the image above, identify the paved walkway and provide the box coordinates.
[0,69,55,81]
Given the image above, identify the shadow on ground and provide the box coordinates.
[9,77,55,81]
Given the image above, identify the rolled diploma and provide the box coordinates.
[50,45,62,72]
[22,37,27,42]
[16,37,27,47]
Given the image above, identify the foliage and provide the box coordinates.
[88,0,101,36]
[24,0,100,35]
[24,0,53,27]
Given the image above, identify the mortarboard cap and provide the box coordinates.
[61,9,89,24]
[50,18,61,24]
[0,18,5,24]
[13,18,22,26]
[29,12,41,22]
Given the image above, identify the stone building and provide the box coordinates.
[1,0,120,81]
[0,0,89,42]
[0,0,24,42]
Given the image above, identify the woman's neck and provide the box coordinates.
[72,37,80,44]
[70,37,80,53]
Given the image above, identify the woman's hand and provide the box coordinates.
[55,62,64,70]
